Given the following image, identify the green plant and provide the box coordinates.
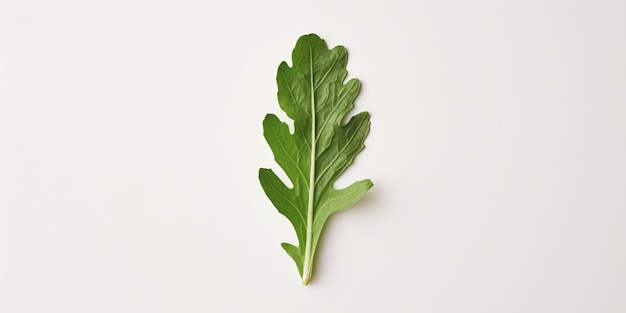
[259,34,372,285]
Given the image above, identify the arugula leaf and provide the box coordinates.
[259,34,373,285]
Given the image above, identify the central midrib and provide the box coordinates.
[303,38,316,285]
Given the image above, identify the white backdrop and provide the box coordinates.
[1,0,625,312]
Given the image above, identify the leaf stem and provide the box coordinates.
[302,38,316,286]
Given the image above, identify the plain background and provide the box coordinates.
[1,0,625,312]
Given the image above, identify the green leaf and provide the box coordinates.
[259,34,373,285]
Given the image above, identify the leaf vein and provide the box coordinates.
[314,115,367,186]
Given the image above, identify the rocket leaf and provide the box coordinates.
[259,34,373,285]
